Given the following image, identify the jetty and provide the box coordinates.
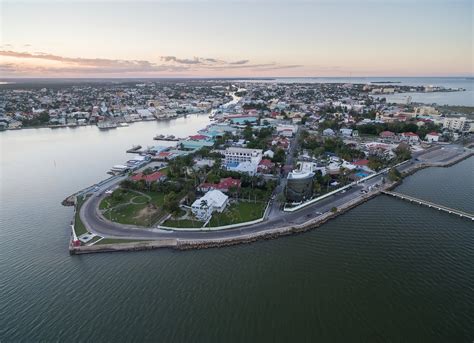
[382,191,474,221]
[126,145,142,153]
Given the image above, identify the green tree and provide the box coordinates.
[388,168,402,182]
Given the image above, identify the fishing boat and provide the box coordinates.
[97,121,118,130]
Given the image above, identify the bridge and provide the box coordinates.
[382,191,474,221]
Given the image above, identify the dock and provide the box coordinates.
[382,191,474,221]
[126,145,142,153]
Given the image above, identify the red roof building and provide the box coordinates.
[198,177,241,193]
[353,159,369,166]
[131,171,167,183]
[379,131,395,138]
[188,134,209,141]
[257,159,275,173]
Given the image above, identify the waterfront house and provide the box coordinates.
[191,190,229,221]
[131,171,167,184]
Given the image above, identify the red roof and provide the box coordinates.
[380,131,395,137]
[158,151,172,157]
[259,159,274,167]
[353,159,369,166]
[131,171,166,182]
[200,177,241,191]
[427,131,439,136]
[402,132,419,137]
[188,134,208,140]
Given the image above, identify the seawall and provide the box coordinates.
[69,150,473,255]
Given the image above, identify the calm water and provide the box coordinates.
[258,77,474,106]
[1,119,473,342]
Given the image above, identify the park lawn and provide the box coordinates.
[99,190,136,210]
[96,238,149,245]
[74,195,89,236]
[163,218,204,228]
[208,201,266,227]
[99,189,168,226]
[163,201,267,229]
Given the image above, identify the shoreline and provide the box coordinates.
[69,149,473,255]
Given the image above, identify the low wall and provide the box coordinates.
[70,239,177,255]
[69,152,473,255]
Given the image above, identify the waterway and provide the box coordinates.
[246,77,474,106]
[0,119,473,341]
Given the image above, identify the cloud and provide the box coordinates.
[0,50,304,76]
[229,59,249,65]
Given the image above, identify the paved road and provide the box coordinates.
[79,144,470,241]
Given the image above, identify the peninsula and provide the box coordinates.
[53,80,474,254]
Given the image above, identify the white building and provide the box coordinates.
[191,190,229,221]
[263,150,275,159]
[443,117,471,132]
[323,128,335,136]
[224,147,263,175]
[224,147,262,165]
[339,128,353,137]
[426,132,440,143]
[276,124,298,137]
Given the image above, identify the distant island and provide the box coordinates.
[371,81,401,84]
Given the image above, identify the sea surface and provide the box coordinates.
[1,118,473,342]
[254,77,474,106]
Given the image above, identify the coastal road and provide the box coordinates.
[79,144,471,241]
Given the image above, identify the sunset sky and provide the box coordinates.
[0,0,472,78]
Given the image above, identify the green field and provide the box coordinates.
[163,201,267,228]
[208,201,266,227]
[99,189,167,226]
[74,195,89,236]
[162,219,204,228]
[95,238,149,245]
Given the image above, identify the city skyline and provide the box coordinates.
[1,0,472,77]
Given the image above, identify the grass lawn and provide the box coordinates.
[208,201,266,227]
[163,201,267,229]
[96,238,149,245]
[100,189,167,227]
[163,218,204,228]
[74,195,89,236]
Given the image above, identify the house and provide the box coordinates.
[379,131,395,139]
[191,190,229,221]
[352,159,369,167]
[339,128,353,137]
[198,177,241,193]
[323,128,335,136]
[400,132,420,143]
[426,132,440,143]
[257,159,275,173]
[271,136,290,150]
[263,150,275,159]
[130,171,167,183]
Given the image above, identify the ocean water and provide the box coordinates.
[261,77,474,106]
[1,116,473,342]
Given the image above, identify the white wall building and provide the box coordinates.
[224,147,263,165]
[443,117,471,132]
[191,190,229,221]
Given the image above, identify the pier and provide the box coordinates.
[382,191,474,221]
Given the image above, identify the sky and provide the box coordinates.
[0,0,472,78]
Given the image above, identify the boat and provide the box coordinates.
[118,122,129,127]
[97,121,118,130]
[126,145,142,153]
[153,134,180,141]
